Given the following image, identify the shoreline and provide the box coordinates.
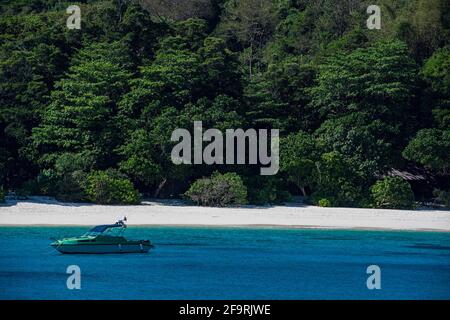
[1,223,449,233]
[1,196,450,232]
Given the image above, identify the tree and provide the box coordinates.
[118,20,244,197]
[218,0,278,76]
[371,176,414,209]
[264,58,316,132]
[265,0,366,61]
[1,0,449,207]
[117,26,205,196]
[314,112,398,180]
[280,131,316,196]
[117,129,163,188]
[179,95,244,131]
[421,46,450,129]
[139,0,218,21]
[245,57,316,132]
[312,152,366,207]
[395,0,450,60]
[114,1,165,62]
[51,152,92,201]
[0,11,75,189]
[309,41,420,191]
[33,41,133,169]
[310,41,418,125]
[199,36,243,99]
[403,128,450,175]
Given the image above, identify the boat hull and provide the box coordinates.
[52,243,153,254]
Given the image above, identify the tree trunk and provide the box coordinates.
[154,178,167,198]
[300,186,307,197]
[249,42,253,77]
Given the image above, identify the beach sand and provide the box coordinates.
[1,196,450,231]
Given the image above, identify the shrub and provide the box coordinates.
[311,152,368,207]
[34,153,94,202]
[370,177,415,209]
[185,171,247,206]
[312,180,364,207]
[55,171,88,202]
[246,176,291,205]
[318,199,331,207]
[16,179,40,199]
[85,170,141,205]
[36,169,59,196]
[433,189,450,207]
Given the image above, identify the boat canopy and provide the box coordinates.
[83,220,126,236]
[89,224,121,233]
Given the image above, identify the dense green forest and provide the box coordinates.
[0,0,449,208]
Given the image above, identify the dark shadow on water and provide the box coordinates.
[406,243,450,251]
[156,243,206,247]
[309,236,359,241]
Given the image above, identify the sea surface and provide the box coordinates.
[0,226,449,299]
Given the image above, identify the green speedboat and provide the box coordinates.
[51,219,153,254]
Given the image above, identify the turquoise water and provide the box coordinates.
[0,226,449,299]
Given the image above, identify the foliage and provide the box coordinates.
[217,0,278,76]
[280,131,317,196]
[140,0,218,22]
[35,169,59,196]
[317,199,331,207]
[370,177,415,209]
[49,152,92,201]
[402,129,450,174]
[314,113,398,181]
[433,189,450,207]
[310,41,417,125]
[244,58,315,132]
[312,152,366,207]
[54,173,87,202]
[422,47,450,98]
[185,171,247,206]
[117,19,244,197]
[32,41,133,169]
[1,0,449,207]
[421,46,450,129]
[393,0,450,60]
[246,176,291,205]
[0,186,4,203]
[85,170,141,205]
[16,179,40,199]
[0,11,73,188]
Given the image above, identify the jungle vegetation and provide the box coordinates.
[0,0,449,207]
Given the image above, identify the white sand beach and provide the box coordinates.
[1,196,450,231]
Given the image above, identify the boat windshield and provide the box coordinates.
[82,223,126,237]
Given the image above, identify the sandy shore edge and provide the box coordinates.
[1,196,450,232]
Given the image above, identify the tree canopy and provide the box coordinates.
[1,0,449,207]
